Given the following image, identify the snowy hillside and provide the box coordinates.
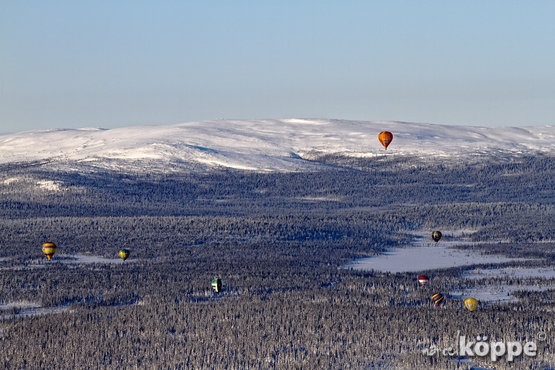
[0,119,553,172]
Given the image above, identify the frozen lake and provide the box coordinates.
[451,284,553,304]
[455,267,554,303]
[345,231,553,304]
[463,266,555,280]
[20,254,131,268]
[346,245,526,273]
[0,302,69,319]
[62,253,128,264]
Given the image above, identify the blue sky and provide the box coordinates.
[1,1,554,133]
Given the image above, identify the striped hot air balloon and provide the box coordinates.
[42,242,57,261]
[431,231,442,243]
[431,293,445,306]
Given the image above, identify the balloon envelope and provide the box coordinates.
[119,249,130,261]
[418,275,429,286]
[431,231,442,243]
[211,278,223,293]
[464,297,478,311]
[431,293,445,306]
[378,131,393,149]
[42,242,57,260]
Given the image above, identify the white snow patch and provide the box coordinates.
[283,118,328,125]
[296,196,342,202]
[0,302,40,310]
[36,180,63,191]
[194,157,260,171]
[2,177,19,185]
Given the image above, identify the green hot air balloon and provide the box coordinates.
[211,278,223,293]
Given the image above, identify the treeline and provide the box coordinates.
[0,154,552,219]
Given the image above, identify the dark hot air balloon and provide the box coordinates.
[431,231,442,243]
[211,278,223,293]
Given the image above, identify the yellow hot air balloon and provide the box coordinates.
[378,131,393,150]
[119,249,130,261]
[42,242,57,261]
[464,297,478,311]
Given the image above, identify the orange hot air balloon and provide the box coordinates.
[378,131,393,149]
[42,242,57,261]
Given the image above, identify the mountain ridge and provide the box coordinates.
[1,119,553,172]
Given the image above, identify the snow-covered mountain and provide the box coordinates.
[0,119,553,172]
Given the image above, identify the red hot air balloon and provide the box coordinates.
[418,275,429,286]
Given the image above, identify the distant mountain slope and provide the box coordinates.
[0,119,552,172]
